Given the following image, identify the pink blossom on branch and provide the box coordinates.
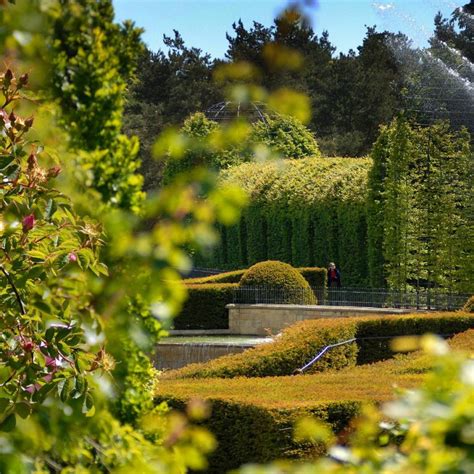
[22,213,35,232]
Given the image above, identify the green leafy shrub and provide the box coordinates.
[297,267,327,288]
[168,312,474,379]
[162,112,250,183]
[173,284,237,330]
[157,329,474,473]
[164,111,321,184]
[155,395,358,474]
[367,117,472,292]
[178,266,325,329]
[462,295,474,313]
[185,269,246,285]
[166,318,358,378]
[196,157,371,286]
[49,0,145,212]
[252,113,321,159]
[355,312,474,364]
[239,260,317,304]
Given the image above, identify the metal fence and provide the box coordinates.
[233,286,470,310]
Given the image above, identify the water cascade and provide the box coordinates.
[155,336,273,370]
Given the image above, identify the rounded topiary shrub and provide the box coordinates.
[238,260,316,304]
[252,113,321,159]
[463,296,474,313]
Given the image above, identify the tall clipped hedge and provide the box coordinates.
[195,158,371,286]
[367,118,473,293]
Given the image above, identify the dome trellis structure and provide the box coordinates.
[205,101,270,124]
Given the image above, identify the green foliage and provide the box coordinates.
[462,295,474,313]
[239,260,316,304]
[0,70,103,430]
[163,111,321,184]
[173,284,237,330]
[156,395,358,474]
[297,267,327,288]
[184,269,246,285]
[177,266,325,329]
[168,318,358,379]
[367,117,473,292]
[202,157,371,286]
[49,0,145,212]
[252,113,320,159]
[168,312,474,379]
[235,336,474,473]
[161,112,256,186]
[355,312,474,364]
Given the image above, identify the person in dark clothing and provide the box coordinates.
[327,262,341,287]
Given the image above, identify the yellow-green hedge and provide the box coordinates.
[194,158,371,286]
[155,394,360,473]
[176,266,326,329]
[168,312,474,378]
[172,284,236,330]
[239,261,317,305]
[156,329,474,472]
[184,269,246,285]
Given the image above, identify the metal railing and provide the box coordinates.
[233,286,470,310]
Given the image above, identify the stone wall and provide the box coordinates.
[227,304,411,336]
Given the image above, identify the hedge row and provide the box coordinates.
[157,328,474,472]
[172,284,236,330]
[168,312,474,378]
[194,158,372,286]
[175,266,326,330]
[155,395,360,474]
[168,317,358,378]
[355,313,474,364]
[184,267,327,287]
[184,270,245,285]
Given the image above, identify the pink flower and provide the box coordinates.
[68,252,78,263]
[22,213,35,232]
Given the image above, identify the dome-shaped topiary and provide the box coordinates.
[251,113,321,159]
[463,296,474,313]
[239,260,316,304]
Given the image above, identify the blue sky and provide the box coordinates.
[113,1,457,58]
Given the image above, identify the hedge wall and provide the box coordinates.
[184,267,326,287]
[176,266,326,330]
[157,326,474,472]
[194,158,372,286]
[155,395,360,474]
[184,270,246,285]
[168,318,358,378]
[172,284,236,330]
[355,312,474,364]
[168,312,474,378]
[367,118,473,292]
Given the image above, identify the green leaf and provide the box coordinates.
[0,414,16,432]
[0,398,10,414]
[59,378,73,402]
[15,402,32,419]
[0,155,15,170]
[82,393,95,417]
[27,250,47,260]
[44,199,58,220]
